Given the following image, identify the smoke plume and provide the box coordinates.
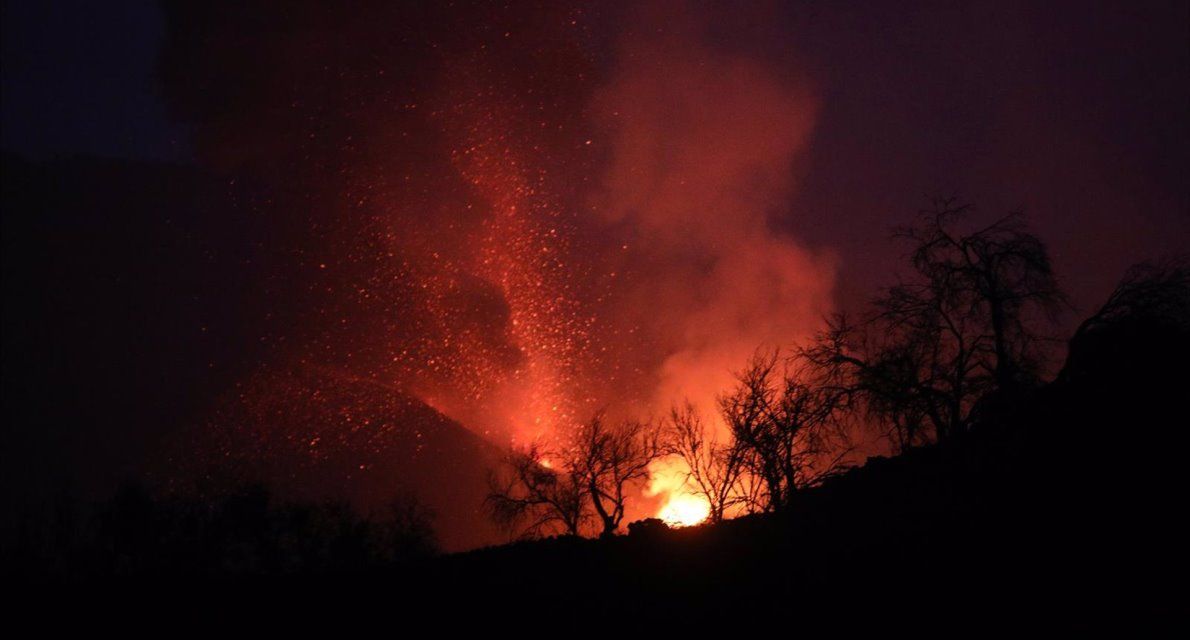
[589,12,834,420]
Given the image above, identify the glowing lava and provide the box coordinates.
[647,457,711,527]
[658,493,711,527]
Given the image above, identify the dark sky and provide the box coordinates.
[773,1,1190,313]
[1,0,186,161]
[2,0,1187,546]
[5,1,1185,307]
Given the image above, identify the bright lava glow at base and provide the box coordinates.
[658,493,711,527]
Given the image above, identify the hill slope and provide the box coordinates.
[413,297,1187,619]
[158,365,504,551]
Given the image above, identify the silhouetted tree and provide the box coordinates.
[71,482,438,576]
[720,350,851,513]
[1060,256,1190,383]
[486,444,587,539]
[663,402,749,523]
[487,414,664,539]
[898,201,1065,389]
[804,313,941,451]
[574,415,665,538]
[804,201,1065,449]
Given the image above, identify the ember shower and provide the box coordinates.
[158,1,834,536]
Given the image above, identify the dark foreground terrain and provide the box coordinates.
[8,296,1184,628]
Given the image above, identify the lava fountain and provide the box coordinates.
[423,5,834,525]
[152,1,836,542]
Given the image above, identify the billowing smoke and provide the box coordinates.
[411,7,837,441]
[156,0,836,537]
[589,12,834,420]
[580,9,835,520]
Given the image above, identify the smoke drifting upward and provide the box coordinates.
[5,0,1185,550]
[381,4,836,445]
[581,10,834,519]
[154,1,836,528]
[420,7,837,440]
[590,14,834,419]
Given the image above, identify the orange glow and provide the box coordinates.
[646,457,710,527]
[658,493,710,527]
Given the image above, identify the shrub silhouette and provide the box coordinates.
[6,483,437,580]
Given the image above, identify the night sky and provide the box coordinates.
[3,0,1187,550]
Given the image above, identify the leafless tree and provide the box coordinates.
[803,200,1066,449]
[895,199,1065,390]
[573,415,665,538]
[486,443,587,539]
[1060,256,1190,381]
[1068,257,1189,342]
[719,350,852,513]
[487,414,664,539]
[663,402,749,523]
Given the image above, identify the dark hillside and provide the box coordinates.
[8,259,1183,627]
[418,297,1186,619]
[156,365,504,551]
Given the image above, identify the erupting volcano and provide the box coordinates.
[148,1,834,540]
[5,0,1187,622]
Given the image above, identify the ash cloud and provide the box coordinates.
[587,10,835,418]
[146,1,839,524]
[5,0,1186,550]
